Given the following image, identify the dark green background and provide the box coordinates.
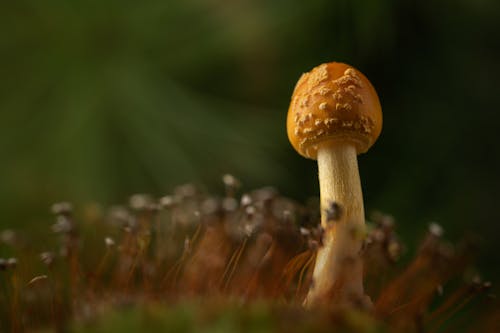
[1,0,499,279]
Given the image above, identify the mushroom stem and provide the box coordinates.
[304,142,366,307]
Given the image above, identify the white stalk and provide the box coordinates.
[304,142,367,307]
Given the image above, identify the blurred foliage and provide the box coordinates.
[1,0,499,281]
[70,301,385,333]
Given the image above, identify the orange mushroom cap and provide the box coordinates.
[287,62,382,159]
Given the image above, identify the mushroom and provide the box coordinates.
[287,62,382,307]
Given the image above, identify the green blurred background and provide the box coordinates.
[1,0,499,279]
